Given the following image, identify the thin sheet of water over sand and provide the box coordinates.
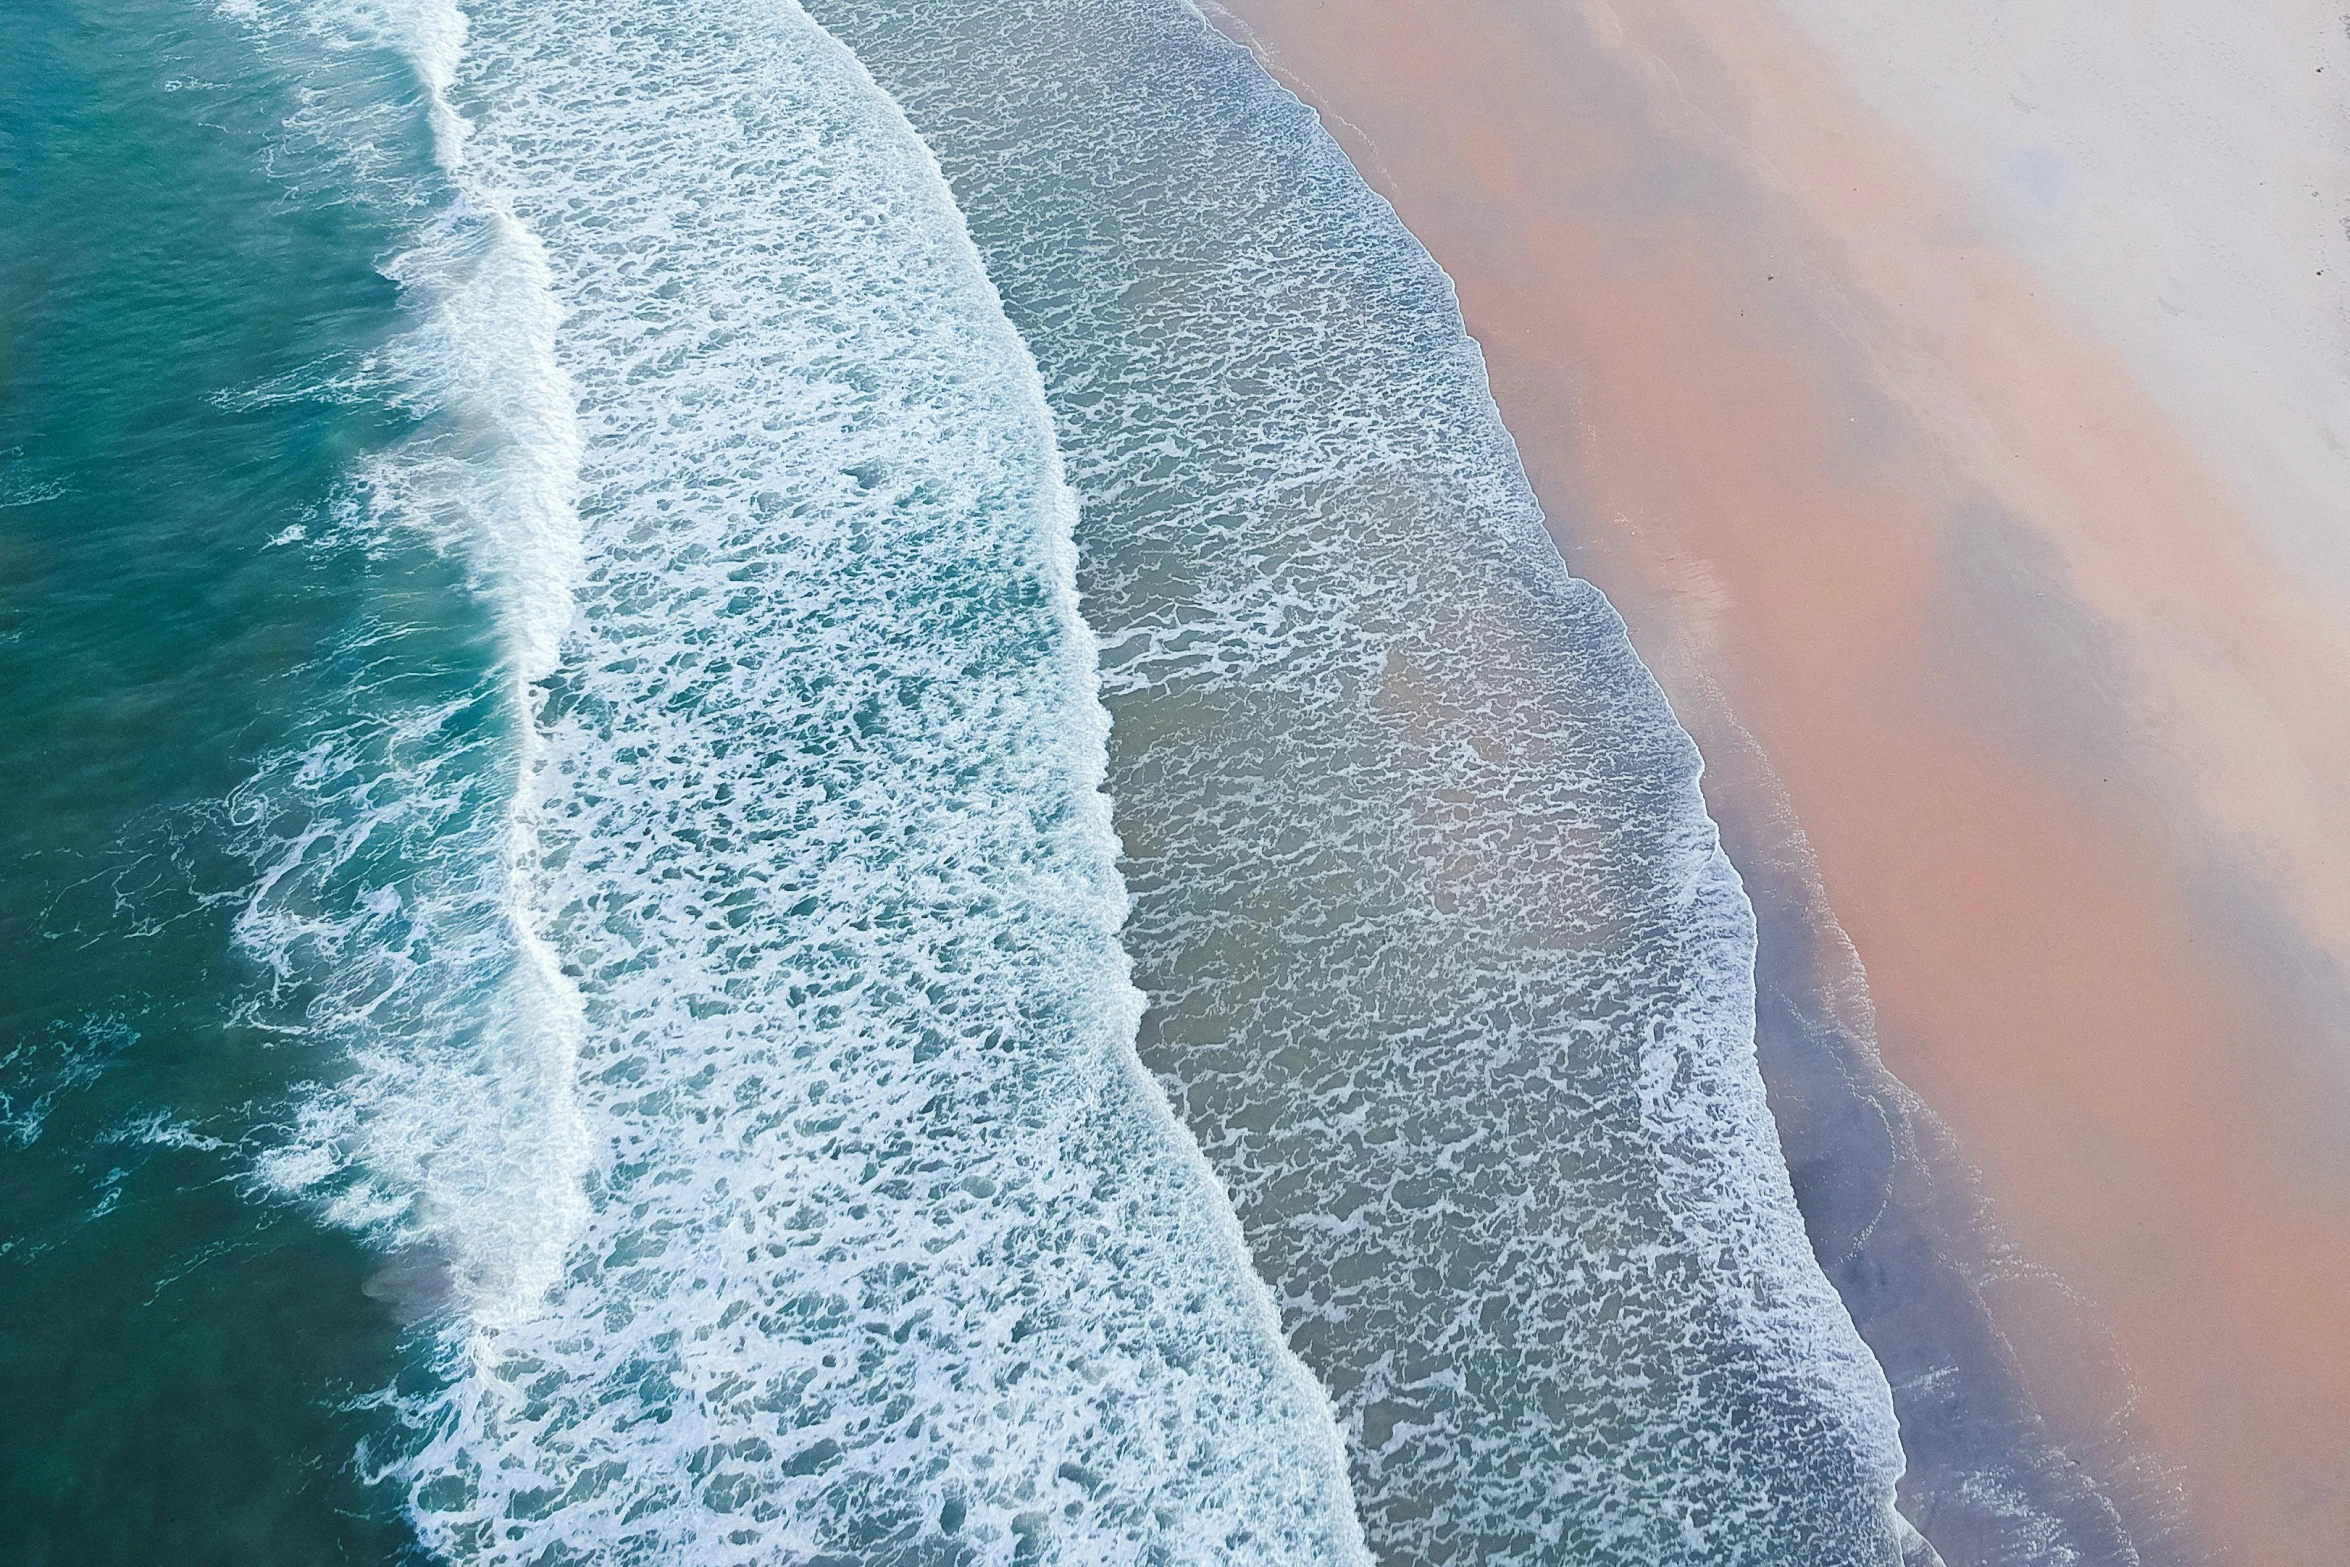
[1207,1,2350,1562]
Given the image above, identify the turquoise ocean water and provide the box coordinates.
[3,1,443,1557]
[2,1,1932,1562]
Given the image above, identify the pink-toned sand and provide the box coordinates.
[1209,1,2350,1561]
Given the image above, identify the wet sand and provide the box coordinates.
[1206,1,2350,1563]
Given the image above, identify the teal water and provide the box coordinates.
[3,0,1923,1562]
[0,1,448,1559]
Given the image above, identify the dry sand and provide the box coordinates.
[1205,1,2350,1562]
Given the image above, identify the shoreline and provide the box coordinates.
[1703,727,2167,1563]
[1207,1,2350,1562]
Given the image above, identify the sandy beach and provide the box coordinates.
[1206,1,2350,1562]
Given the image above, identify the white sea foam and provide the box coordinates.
[231,0,1369,1559]
[213,0,590,1322]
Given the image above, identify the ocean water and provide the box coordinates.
[1,1,445,1557]
[3,0,1919,1563]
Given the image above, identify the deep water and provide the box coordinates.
[0,1,450,1560]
